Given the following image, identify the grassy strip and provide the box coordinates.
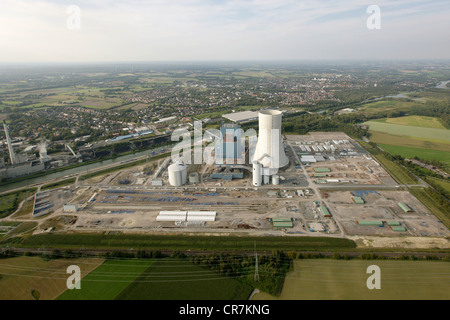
[408,188,450,230]
[13,233,356,251]
[41,178,76,191]
[0,188,37,219]
[427,177,450,195]
[4,222,37,238]
[358,140,417,184]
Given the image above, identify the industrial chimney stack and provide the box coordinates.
[3,120,17,166]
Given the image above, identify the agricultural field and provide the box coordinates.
[365,116,450,165]
[115,259,253,300]
[253,259,450,300]
[365,119,450,141]
[382,115,446,129]
[56,258,253,300]
[378,144,450,165]
[0,256,104,300]
[57,259,153,300]
[357,100,424,114]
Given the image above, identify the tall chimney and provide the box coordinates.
[3,120,16,166]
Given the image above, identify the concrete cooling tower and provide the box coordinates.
[252,110,289,186]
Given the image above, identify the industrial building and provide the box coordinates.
[398,202,414,213]
[357,220,384,227]
[215,123,245,165]
[222,110,259,123]
[319,205,331,217]
[209,122,250,182]
[314,167,331,173]
[1,120,46,179]
[156,211,217,222]
[63,204,78,212]
[272,218,293,228]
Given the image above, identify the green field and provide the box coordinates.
[366,116,450,165]
[57,259,153,300]
[369,131,449,150]
[253,259,450,300]
[57,258,253,300]
[0,188,37,219]
[379,144,450,165]
[365,120,450,142]
[115,259,253,300]
[383,115,446,129]
[41,178,76,191]
[427,177,450,194]
[358,100,424,114]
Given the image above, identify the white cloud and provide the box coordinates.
[0,0,448,62]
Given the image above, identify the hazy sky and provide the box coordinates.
[0,0,449,62]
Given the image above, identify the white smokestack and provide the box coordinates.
[3,120,16,165]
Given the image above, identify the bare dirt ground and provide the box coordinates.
[350,235,450,249]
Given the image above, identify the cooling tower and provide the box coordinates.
[252,110,289,170]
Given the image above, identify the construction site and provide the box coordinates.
[4,110,449,241]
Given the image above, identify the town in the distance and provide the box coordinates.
[0,61,449,300]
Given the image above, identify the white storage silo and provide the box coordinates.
[189,172,199,184]
[168,162,187,186]
[272,175,280,185]
[252,161,262,187]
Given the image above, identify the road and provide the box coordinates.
[287,140,347,237]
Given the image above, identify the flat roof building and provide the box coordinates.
[63,204,78,212]
[222,110,259,123]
